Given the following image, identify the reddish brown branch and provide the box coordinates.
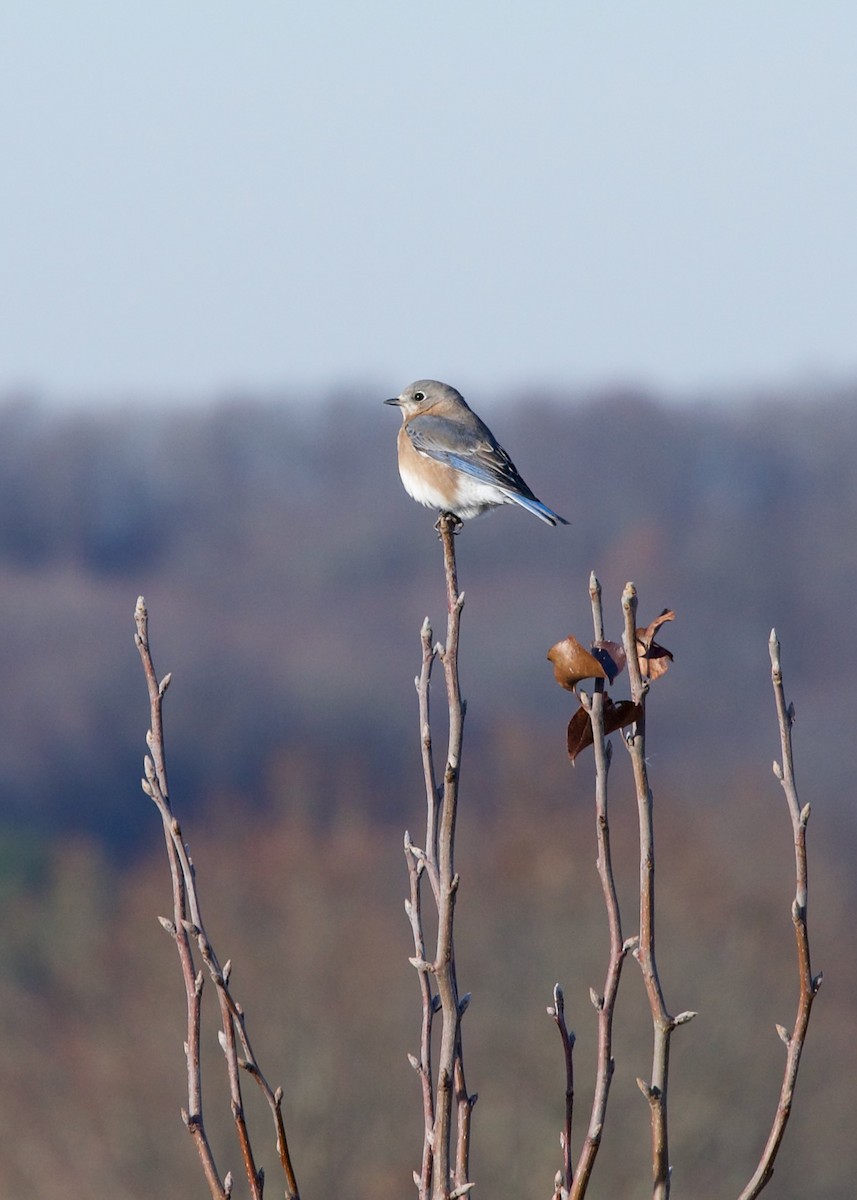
[569,574,629,1199]
[737,631,822,1199]
[404,516,475,1200]
[135,596,301,1200]
[548,984,575,1191]
[621,583,694,1200]
[549,574,630,1200]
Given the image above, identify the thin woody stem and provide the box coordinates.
[433,513,472,1200]
[736,632,821,1199]
[135,596,300,1200]
[404,615,441,1200]
[405,515,475,1200]
[622,583,675,1200]
[136,598,227,1200]
[568,574,628,1199]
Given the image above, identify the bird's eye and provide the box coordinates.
[413,391,425,402]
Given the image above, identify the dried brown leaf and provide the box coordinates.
[590,639,626,683]
[635,608,676,680]
[548,635,608,690]
[567,698,643,762]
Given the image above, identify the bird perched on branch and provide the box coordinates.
[385,379,568,527]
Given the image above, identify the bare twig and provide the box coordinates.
[621,582,690,1200]
[135,596,300,1200]
[548,983,575,1192]
[135,597,226,1200]
[549,574,630,1200]
[405,515,475,1200]
[737,631,822,1199]
[570,574,629,1199]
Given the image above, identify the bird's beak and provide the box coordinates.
[384,396,402,407]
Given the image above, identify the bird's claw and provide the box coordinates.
[434,511,463,537]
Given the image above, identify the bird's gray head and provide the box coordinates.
[384,379,469,418]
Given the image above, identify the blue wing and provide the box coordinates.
[405,415,568,526]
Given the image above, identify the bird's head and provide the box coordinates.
[384,379,468,419]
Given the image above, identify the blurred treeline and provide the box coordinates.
[0,384,855,1197]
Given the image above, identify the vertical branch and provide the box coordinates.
[434,514,474,1200]
[737,631,822,1199]
[405,618,441,1200]
[548,983,575,1196]
[135,597,301,1200]
[621,583,691,1200]
[567,574,629,1200]
[135,597,227,1200]
[405,516,474,1200]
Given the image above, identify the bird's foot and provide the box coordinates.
[435,511,463,537]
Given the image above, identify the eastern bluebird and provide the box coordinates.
[385,379,568,526]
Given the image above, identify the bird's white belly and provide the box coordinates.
[399,458,509,519]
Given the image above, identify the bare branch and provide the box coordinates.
[547,984,575,1193]
[621,582,677,1200]
[433,515,473,1200]
[405,828,436,1200]
[567,573,628,1200]
[737,632,822,1199]
[405,516,475,1200]
[135,596,300,1200]
[135,597,227,1200]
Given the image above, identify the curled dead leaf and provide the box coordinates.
[590,639,626,684]
[548,635,607,690]
[567,698,643,762]
[635,608,675,680]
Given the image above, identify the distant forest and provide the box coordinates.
[0,382,855,848]
[0,383,855,1198]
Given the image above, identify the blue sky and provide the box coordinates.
[3,2,856,403]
